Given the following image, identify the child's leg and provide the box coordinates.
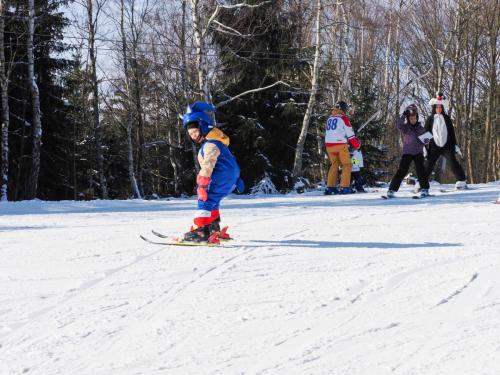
[389,154,412,191]
[193,193,223,228]
[414,154,429,189]
[185,195,223,241]
[352,170,365,192]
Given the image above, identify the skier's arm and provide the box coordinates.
[396,115,410,133]
[343,116,361,149]
[197,143,220,201]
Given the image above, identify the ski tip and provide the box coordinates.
[151,229,169,239]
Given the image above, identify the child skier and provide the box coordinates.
[181,102,243,243]
[350,149,366,193]
[385,104,430,198]
[324,101,361,195]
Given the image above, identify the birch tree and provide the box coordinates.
[119,0,142,198]
[127,0,150,196]
[292,0,322,184]
[82,0,109,199]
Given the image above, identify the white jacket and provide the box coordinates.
[325,114,360,149]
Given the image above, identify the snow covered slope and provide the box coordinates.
[1,183,499,375]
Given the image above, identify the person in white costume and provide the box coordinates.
[424,93,467,190]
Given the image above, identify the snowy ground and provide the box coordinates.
[1,182,499,375]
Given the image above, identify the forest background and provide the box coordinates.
[0,0,498,201]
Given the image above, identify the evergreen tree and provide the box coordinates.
[63,54,97,200]
[210,0,308,191]
[349,65,387,185]
[2,0,76,200]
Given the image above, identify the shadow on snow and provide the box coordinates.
[250,239,462,250]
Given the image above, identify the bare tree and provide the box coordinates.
[84,0,109,199]
[0,0,10,201]
[25,0,43,199]
[190,0,210,101]
[292,0,322,183]
[189,0,272,101]
[119,0,142,198]
[479,0,499,182]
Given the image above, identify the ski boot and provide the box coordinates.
[324,187,339,195]
[418,188,430,198]
[182,224,221,244]
[339,187,355,194]
[386,190,395,198]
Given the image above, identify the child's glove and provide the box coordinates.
[455,145,463,158]
[196,175,210,201]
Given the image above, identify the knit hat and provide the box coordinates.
[405,104,418,115]
[404,104,419,122]
[429,92,449,107]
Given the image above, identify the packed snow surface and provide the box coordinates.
[1,183,499,375]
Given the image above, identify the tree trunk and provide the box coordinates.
[87,0,108,199]
[340,3,351,93]
[131,52,145,196]
[26,0,42,199]
[0,0,9,201]
[448,1,465,118]
[185,0,200,173]
[392,3,402,155]
[190,0,210,102]
[316,123,326,183]
[484,2,498,182]
[382,2,393,103]
[292,0,322,183]
[120,0,141,199]
[465,39,478,183]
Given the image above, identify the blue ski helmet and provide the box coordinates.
[334,100,350,113]
[182,101,216,135]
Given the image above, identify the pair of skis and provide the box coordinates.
[381,193,433,200]
[140,227,233,247]
[438,187,476,193]
[381,186,476,200]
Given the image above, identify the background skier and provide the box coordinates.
[324,101,361,195]
[182,102,243,243]
[350,149,366,193]
[385,104,430,198]
[424,93,468,189]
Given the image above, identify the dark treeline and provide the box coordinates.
[0,0,498,201]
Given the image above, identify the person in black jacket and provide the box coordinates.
[424,93,467,189]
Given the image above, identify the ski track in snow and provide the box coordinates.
[0,182,499,375]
